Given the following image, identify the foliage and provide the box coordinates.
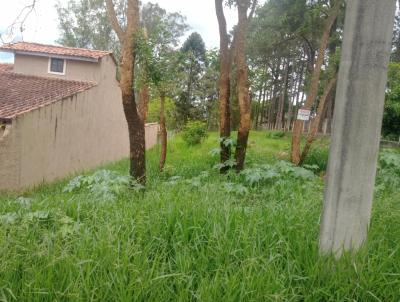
[0,132,400,301]
[140,2,188,48]
[181,121,208,145]
[63,170,142,201]
[376,150,400,191]
[56,0,121,56]
[383,63,400,140]
[147,97,177,129]
[135,4,187,88]
[175,32,208,126]
[266,130,285,139]
[241,160,315,187]
[302,144,329,173]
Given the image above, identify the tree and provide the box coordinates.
[137,3,187,126]
[235,0,257,171]
[136,7,187,171]
[105,0,146,184]
[215,0,257,172]
[0,0,37,43]
[176,32,207,125]
[56,0,120,56]
[291,0,342,165]
[215,0,233,171]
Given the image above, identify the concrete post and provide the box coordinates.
[319,0,396,257]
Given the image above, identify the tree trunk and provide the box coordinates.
[259,78,268,126]
[276,59,290,130]
[215,0,232,172]
[253,89,263,129]
[138,27,150,124]
[299,75,337,164]
[268,60,280,129]
[106,0,146,185]
[235,0,251,171]
[159,91,167,171]
[291,0,342,165]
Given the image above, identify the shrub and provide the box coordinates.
[302,146,329,173]
[63,170,142,201]
[377,150,400,191]
[266,131,285,139]
[182,121,208,145]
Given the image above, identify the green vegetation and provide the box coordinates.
[383,63,400,140]
[147,97,177,129]
[181,121,208,145]
[266,130,286,139]
[0,132,399,301]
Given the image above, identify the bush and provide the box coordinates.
[302,145,329,173]
[266,131,285,139]
[182,121,208,145]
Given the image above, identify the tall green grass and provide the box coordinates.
[0,132,399,301]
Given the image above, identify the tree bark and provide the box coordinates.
[215,0,232,172]
[235,0,252,171]
[291,0,342,165]
[299,75,337,164]
[159,91,167,171]
[106,0,146,185]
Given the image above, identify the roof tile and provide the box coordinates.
[0,63,13,73]
[0,72,96,120]
[0,42,111,60]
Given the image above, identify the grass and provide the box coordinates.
[0,131,399,301]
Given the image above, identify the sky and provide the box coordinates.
[0,0,240,63]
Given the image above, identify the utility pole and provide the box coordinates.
[319,0,396,258]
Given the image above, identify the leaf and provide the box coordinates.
[292,167,315,180]
[223,182,249,195]
[14,197,33,207]
[0,212,19,225]
[26,211,50,221]
[209,148,221,156]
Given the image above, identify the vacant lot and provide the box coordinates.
[0,132,399,301]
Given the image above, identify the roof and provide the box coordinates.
[0,63,13,73]
[0,72,96,121]
[0,42,112,62]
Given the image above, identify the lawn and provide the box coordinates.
[0,131,399,301]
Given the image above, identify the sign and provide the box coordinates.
[297,109,311,121]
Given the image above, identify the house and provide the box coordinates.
[0,42,158,191]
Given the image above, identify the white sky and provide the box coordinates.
[0,0,241,62]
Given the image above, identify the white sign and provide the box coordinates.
[297,109,311,121]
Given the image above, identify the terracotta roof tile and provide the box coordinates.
[0,72,96,120]
[0,42,111,61]
[0,63,13,73]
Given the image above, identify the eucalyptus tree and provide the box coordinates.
[136,7,188,171]
[291,0,342,165]
[215,0,257,172]
[105,0,146,184]
[56,0,121,56]
[176,32,208,125]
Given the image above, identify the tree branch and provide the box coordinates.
[105,0,125,41]
[0,0,37,43]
